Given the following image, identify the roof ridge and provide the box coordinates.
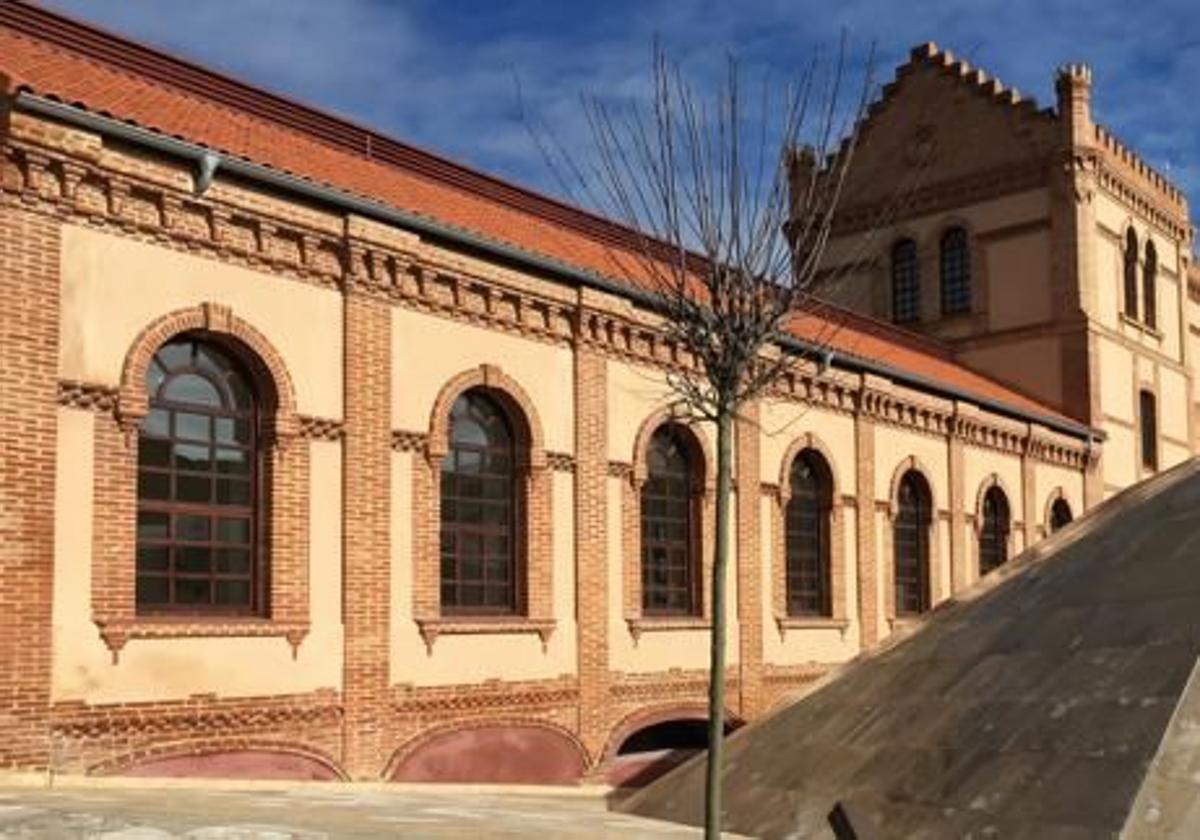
[0,0,689,265]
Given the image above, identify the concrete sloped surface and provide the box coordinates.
[619,461,1200,839]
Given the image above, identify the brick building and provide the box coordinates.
[0,4,1183,784]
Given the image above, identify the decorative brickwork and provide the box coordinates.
[411,365,554,652]
[90,306,310,660]
[0,203,59,770]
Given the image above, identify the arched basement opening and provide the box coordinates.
[607,717,739,788]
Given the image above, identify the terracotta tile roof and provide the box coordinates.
[0,1,1085,433]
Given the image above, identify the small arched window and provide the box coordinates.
[785,450,833,617]
[1049,497,1073,533]
[440,390,517,614]
[894,470,932,616]
[136,337,261,613]
[1123,229,1139,318]
[642,424,701,615]
[978,486,1010,575]
[1140,389,1158,471]
[940,227,971,316]
[1143,240,1157,329]
[891,238,920,324]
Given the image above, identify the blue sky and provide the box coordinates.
[39,0,1200,219]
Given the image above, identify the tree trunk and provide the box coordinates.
[704,407,734,839]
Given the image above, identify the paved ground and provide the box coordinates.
[0,784,737,839]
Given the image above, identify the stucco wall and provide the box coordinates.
[59,225,344,419]
[52,417,344,703]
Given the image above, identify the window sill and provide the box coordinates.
[773,615,850,640]
[95,617,310,663]
[414,617,556,654]
[626,616,710,645]
[1119,313,1163,341]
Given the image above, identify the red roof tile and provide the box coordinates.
[0,0,1086,433]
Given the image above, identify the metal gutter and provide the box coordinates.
[15,92,1100,444]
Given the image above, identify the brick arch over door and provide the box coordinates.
[386,719,589,784]
[92,303,311,659]
[91,739,347,782]
[411,364,554,646]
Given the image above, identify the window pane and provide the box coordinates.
[137,545,169,572]
[143,409,170,437]
[215,418,251,445]
[215,547,250,574]
[175,413,212,442]
[215,580,251,606]
[215,447,250,475]
[216,479,251,505]
[175,577,211,605]
[163,374,222,408]
[138,471,170,500]
[138,437,171,467]
[177,474,212,503]
[137,511,170,541]
[217,518,251,544]
[176,546,211,573]
[176,515,210,542]
[173,442,211,471]
[136,576,169,605]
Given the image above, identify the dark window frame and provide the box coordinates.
[978,486,1010,575]
[1143,239,1157,329]
[1140,389,1158,471]
[1049,497,1073,533]
[939,226,972,316]
[1124,228,1140,319]
[641,424,703,617]
[893,470,931,616]
[784,450,833,617]
[135,336,264,616]
[891,238,921,324]
[439,389,521,616]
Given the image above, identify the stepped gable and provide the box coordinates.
[0,2,1084,431]
[620,459,1200,838]
[835,42,1060,212]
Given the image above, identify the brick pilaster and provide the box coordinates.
[341,288,391,779]
[854,409,879,649]
[735,401,764,718]
[948,433,966,592]
[573,346,609,759]
[1020,446,1038,549]
[0,205,59,769]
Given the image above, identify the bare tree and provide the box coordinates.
[531,40,875,838]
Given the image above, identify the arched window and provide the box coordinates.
[440,390,516,614]
[1143,240,1157,329]
[136,337,261,613]
[1049,497,1073,533]
[891,238,920,324]
[642,424,700,615]
[894,470,931,616]
[1140,389,1158,471]
[978,486,1010,575]
[785,450,833,617]
[940,227,971,316]
[1123,229,1139,318]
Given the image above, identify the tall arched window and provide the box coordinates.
[894,470,931,616]
[136,337,260,613]
[1140,389,1158,471]
[891,238,920,324]
[440,390,516,614]
[978,486,1010,575]
[785,450,833,617]
[1143,240,1157,329]
[642,424,700,615]
[1123,228,1139,318]
[1049,497,1073,533]
[940,226,971,316]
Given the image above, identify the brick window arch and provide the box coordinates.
[1143,239,1157,329]
[891,238,920,324]
[641,424,704,616]
[785,449,833,617]
[978,485,1010,575]
[1124,228,1139,318]
[439,389,518,614]
[136,336,263,613]
[894,469,932,615]
[939,226,971,316]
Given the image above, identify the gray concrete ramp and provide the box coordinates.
[619,460,1200,839]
